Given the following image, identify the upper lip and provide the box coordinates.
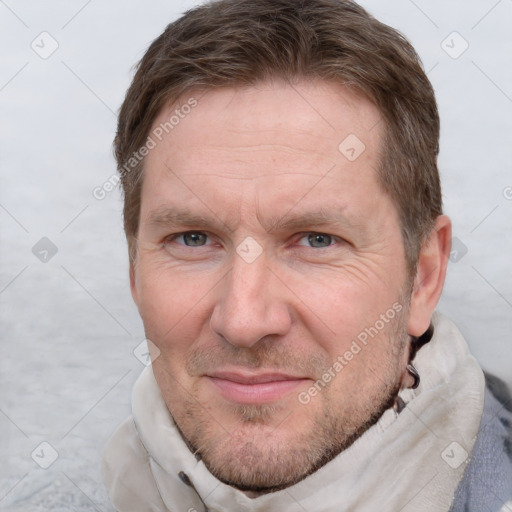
[206,370,307,385]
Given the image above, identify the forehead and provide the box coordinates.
[147,80,381,173]
[141,80,387,223]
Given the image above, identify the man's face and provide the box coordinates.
[131,80,412,491]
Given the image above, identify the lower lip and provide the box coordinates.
[207,377,308,404]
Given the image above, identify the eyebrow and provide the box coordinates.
[263,207,359,233]
[146,205,360,234]
[146,207,230,231]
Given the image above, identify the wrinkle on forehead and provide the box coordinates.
[197,142,329,155]
[163,145,341,183]
[166,171,335,182]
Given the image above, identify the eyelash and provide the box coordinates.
[164,231,342,249]
[168,231,214,247]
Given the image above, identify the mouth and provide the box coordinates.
[205,370,310,405]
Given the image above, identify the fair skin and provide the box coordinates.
[130,80,451,492]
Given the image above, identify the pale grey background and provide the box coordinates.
[1,0,511,510]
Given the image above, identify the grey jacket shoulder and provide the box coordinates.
[451,373,512,512]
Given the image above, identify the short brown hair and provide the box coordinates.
[115,0,441,272]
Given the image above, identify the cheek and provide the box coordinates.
[290,269,407,397]
[291,267,399,341]
[135,263,214,347]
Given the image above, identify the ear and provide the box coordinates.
[130,261,139,306]
[407,215,452,337]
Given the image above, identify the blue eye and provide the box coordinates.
[304,233,334,248]
[178,232,208,246]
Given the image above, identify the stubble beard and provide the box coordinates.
[169,314,410,494]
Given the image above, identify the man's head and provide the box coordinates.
[115,0,451,493]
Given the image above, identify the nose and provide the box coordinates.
[210,252,292,348]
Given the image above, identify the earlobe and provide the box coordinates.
[407,215,452,337]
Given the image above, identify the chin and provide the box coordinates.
[178,372,401,492]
